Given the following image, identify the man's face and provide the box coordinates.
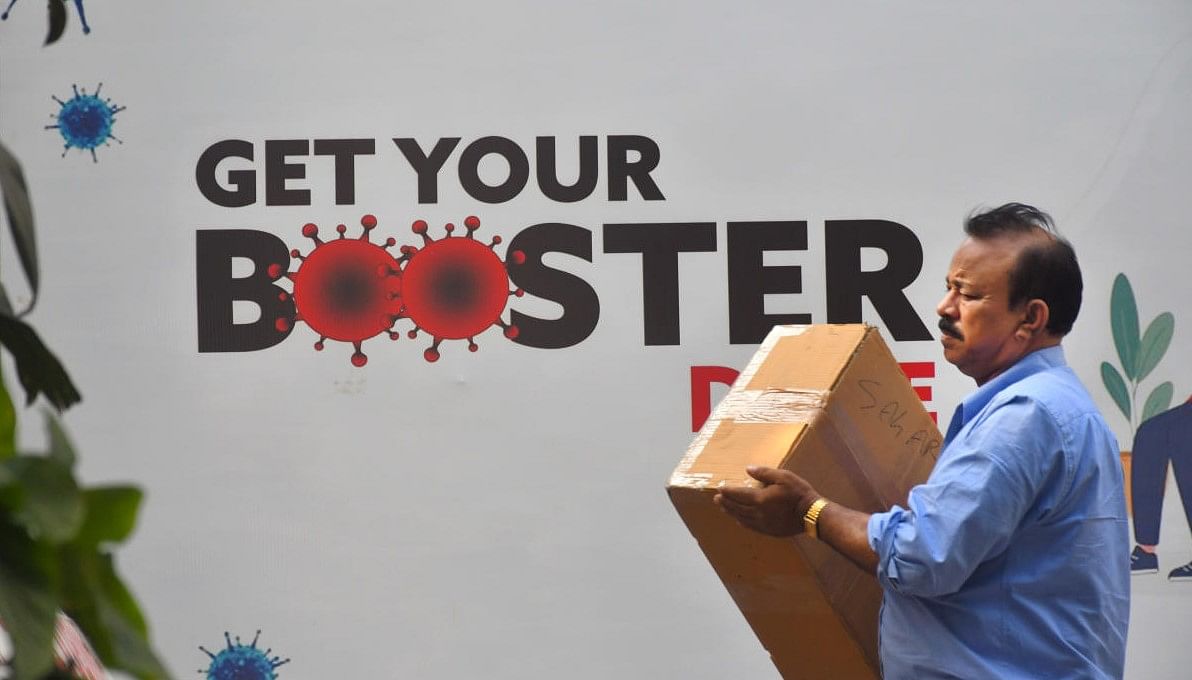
[936,235,1031,385]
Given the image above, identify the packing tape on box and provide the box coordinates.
[719,388,829,423]
[671,326,825,488]
[672,387,829,488]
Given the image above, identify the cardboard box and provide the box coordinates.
[668,324,941,679]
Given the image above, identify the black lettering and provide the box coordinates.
[458,136,530,203]
[536,136,598,202]
[857,379,879,409]
[264,139,311,206]
[196,230,294,352]
[393,137,461,203]
[196,140,255,207]
[925,438,941,459]
[727,221,811,344]
[825,219,931,340]
[603,222,716,345]
[313,138,375,205]
[607,135,664,201]
[905,429,926,449]
[879,401,905,438]
[506,223,599,349]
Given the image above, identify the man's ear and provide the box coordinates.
[1018,299,1050,338]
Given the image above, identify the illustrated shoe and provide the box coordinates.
[1131,546,1159,574]
[1169,561,1192,581]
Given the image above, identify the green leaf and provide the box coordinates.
[0,465,21,513]
[45,0,67,46]
[0,140,41,314]
[1110,274,1140,381]
[75,486,143,547]
[0,285,14,317]
[0,314,81,411]
[93,554,150,641]
[0,521,59,680]
[0,365,17,461]
[1141,381,1175,424]
[1100,361,1131,421]
[4,456,83,544]
[62,551,170,680]
[44,411,75,467]
[1136,312,1174,383]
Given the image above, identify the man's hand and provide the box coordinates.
[715,466,880,573]
[713,466,820,537]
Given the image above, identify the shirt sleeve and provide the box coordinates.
[866,395,1059,597]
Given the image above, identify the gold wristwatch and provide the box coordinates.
[802,498,830,539]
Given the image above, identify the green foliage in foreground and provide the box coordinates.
[0,5,170,678]
[0,372,171,680]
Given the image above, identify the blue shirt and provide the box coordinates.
[867,346,1130,679]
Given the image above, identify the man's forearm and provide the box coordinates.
[815,502,878,574]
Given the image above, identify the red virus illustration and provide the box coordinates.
[398,215,525,362]
[268,214,403,367]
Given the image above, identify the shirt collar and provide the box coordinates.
[944,345,1066,444]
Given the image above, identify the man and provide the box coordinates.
[715,203,1129,679]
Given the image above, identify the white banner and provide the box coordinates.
[1,2,1189,678]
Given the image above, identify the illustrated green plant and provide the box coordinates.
[1100,273,1175,437]
[0,5,171,679]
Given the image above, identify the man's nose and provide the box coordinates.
[937,290,956,318]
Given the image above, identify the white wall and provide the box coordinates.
[1,2,1189,677]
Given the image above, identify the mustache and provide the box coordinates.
[938,317,963,340]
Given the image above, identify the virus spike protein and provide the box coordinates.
[270,214,404,366]
[47,83,123,162]
[398,216,524,362]
[198,630,290,680]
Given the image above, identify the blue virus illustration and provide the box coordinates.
[1,0,91,34]
[46,83,124,162]
[198,630,290,680]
